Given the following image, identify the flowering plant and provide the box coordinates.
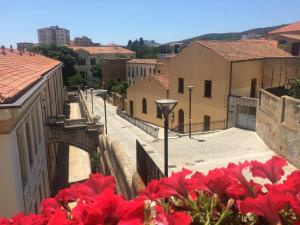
[1,156,300,225]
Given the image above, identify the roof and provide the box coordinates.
[152,74,169,90]
[195,40,292,62]
[269,21,300,34]
[279,34,300,41]
[0,49,61,104]
[127,59,157,64]
[70,46,135,55]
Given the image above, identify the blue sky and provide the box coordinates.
[1,0,300,47]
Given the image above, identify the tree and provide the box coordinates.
[68,73,85,87]
[288,79,300,99]
[111,81,128,94]
[33,44,79,86]
[91,64,102,79]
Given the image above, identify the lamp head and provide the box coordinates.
[187,85,195,91]
[155,99,178,115]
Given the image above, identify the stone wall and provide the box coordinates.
[256,89,300,167]
[112,92,125,111]
[101,58,130,83]
[98,135,145,199]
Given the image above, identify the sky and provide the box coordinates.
[0,0,300,47]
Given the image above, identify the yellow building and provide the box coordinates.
[0,47,64,216]
[126,74,169,127]
[127,40,299,132]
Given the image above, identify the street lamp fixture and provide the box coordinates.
[187,85,195,138]
[90,88,94,114]
[100,89,108,134]
[155,99,178,177]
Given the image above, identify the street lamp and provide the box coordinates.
[100,89,108,134]
[155,99,178,177]
[90,88,94,114]
[187,85,195,138]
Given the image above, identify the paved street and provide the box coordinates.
[86,92,296,176]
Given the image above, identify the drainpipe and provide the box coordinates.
[226,61,233,129]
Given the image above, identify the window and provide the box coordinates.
[144,68,146,76]
[153,68,156,74]
[204,115,210,131]
[204,80,212,97]
[178,78,184,93]
[149,68,152,74]
[78,58,86,65]
[128,67,130,77]
[90,58,96,65]
[132,67,134,77]
[156,105,162,119]
[158,69,161,74]
[141,67,143,76]
[250,79,257,97]
[136,67,138,76]
[142,98,147,114]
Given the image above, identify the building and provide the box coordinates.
[74,36,95,46]
[126,59,169,86]
[0,46,64,216]
[101,58,131,84]
[16,42,34,50]
[126,40,299,132]
[70,46,135,87]
[266,21,300,40]
[126,74,169,127]
[37,26,70,46]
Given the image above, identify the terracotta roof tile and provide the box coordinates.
[127,59,157,64]
[70,46,135,55]
[195,40,292,61]
[152,74,169,90]
[0,49,61,104]
[269,21,300,34]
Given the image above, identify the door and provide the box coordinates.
[204,115,210,131]
[291,43,300,56]
[250,79,257,98]
[129,100,134,117]
[237,105,256,131]
[178,109,184,133]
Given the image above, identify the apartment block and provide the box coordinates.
[37,26,70,46]
[0,47,64,216]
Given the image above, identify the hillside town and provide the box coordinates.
[0,3,300,224]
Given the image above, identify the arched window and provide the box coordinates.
[142,98,147,114]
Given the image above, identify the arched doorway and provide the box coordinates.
[178,109,184,133]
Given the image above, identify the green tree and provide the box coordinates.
[67,73,85,87]
[33,44,79,86]
[111,81,128,94]
[91,64,102,79]
[288,79,300,99]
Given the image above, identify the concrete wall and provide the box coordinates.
[256,89,300,167]
[126,76,168,127]
[98,135,145,199]
[101,58,130,83]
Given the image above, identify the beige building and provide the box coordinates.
[71,46,136,87]
[37,26,70,46]
[126,58,170,86]
[127,40,299,132]
[0,47,64,216]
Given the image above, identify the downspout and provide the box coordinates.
[226,61,233,128]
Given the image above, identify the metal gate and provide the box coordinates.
[237,105,256,131]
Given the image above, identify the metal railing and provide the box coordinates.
[136,140,164,185]
[117,109,159,140]
[171,120,226,134]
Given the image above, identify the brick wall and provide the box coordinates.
[101,58,131,83]
[256,89,300,167]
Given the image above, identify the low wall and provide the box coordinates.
[98,134,145,199]
[78,90,94,122]
[112,92,126,111]
[257,89,300,167]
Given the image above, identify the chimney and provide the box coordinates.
[1,45,6,54]
[10,45,13,52]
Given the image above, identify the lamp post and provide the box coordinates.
[155,99,178,177]
[187,86,195,138]
[90,88,94,114]
[100,89,108,134]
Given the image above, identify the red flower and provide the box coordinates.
[239,191,290,225]
[154,206,191,225]
[138,179,161,200]
[47,209,75,225]
[158,168,194,199]
[5,213,46,225]
[250,156,287,184]
[40,198,61,221]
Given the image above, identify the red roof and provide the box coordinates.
[152,74,169,90]
[195,39,292,61]
[269,21,300,34]
[0,49,61,104]
[70,46,135,55]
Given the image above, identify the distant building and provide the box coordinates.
[0,47,63,216]
[74,36,95,46]
[37,26,70,46]
[17,42,34,50]
[241,33,262,40]
[70,46,136,87]
[266,21,300,56]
